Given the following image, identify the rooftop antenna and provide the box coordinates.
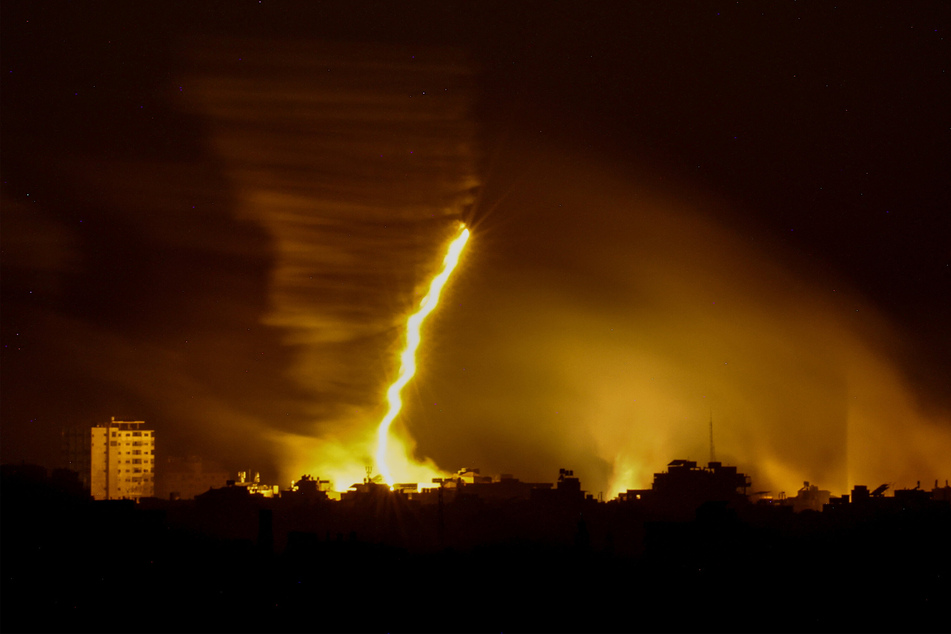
[709,409,716,464]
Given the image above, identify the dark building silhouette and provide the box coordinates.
[284,474,330,501]
[530,468,587,504]
[619,459,751,520]
[3,458,949,633]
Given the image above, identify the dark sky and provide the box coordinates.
[2,1,949,495]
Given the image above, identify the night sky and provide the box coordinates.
[2,1,949,496]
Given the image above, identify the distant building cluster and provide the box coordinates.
[58,418,951,517]
[189,460,951,529]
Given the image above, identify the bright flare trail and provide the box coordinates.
[374,223,470,485]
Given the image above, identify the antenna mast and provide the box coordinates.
[709,410,716,464]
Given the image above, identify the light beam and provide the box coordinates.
[374,223,470,485]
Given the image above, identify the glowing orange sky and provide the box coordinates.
[2,7,948,496]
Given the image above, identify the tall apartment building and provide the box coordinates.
[86,418,155,500]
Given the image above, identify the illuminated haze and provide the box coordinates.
[189,41,950,495]
[415,144,951,496]
[185,40,479,489]
[3,8,948,497]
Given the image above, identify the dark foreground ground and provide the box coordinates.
[2,468,949,633]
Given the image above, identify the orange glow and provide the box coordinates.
[375,223,470,485]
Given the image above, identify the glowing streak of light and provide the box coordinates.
[374,223,470,485]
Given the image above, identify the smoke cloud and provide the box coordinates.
[4,25,947,498]
[183,40,950,495]
[393,145,951,497]
[183,39,479,487]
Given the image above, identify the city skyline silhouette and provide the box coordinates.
[3,2,950,630]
